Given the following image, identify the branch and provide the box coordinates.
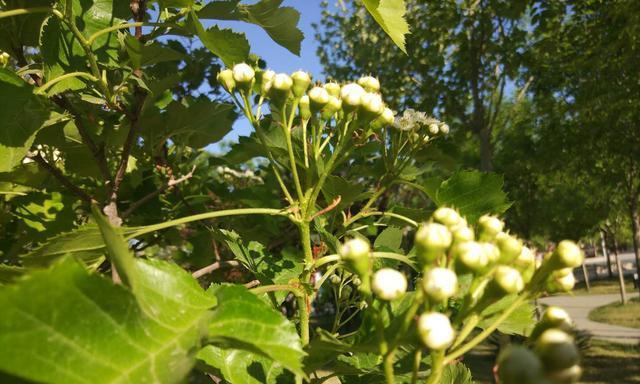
[310,195,342,221]
[192,260,241,279]
[29,153,94,204]
[121,165,196,218]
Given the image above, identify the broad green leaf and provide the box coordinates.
[373,226,404,253]
[435,170,511,222]
[198,345,292,384]
[441,362,473,384]
[361,0,410,54]
[189,12,249,66]
[199,0,303,56]
[206,285,306,376]
[478,294,536,336]
[158,0,194,7]
[321,175,366,211]
[123,35,188,68]
[0,264,26,284]
[0,1,53,56]
[0,68,50,172]
[0,257,216,384]
[166,100,236,148]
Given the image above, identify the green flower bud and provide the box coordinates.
[439,123,450,134]
[428,123,440,135]
[452,225,475,243]
[514,246,536,270]
[542,306,572,329]
[308,86,330,110]
[496,232,524,263]
[217,69,236,93]
[361,92,385,117]
[269,73,293,106]
[340,238,372,293]
[372,268,407,300]
[454,241,488,272]
[321,96,342,120]
[340,83,365,111]
[232,63,255,91]
[0,52,9,67]
[291,70,311,97]
[330,274,341,285]
[371,107,395,129]
[259,70,275,95]
[493,265,524,294]
[352,277,362,286]
[417,312,455,350]
[497,345,545,384]
[357,75,380,92]
[299,95,311,121]
[422,267,458,302]
[550,240,584,269]
[547,269,575,292]
[433,207,462,228]
[482,242,501,265]
[415,223,452,264]
[323,81,341,97]
[534,329,580,373]
[478,215,504,240]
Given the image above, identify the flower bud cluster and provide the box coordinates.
[393,109,449,143]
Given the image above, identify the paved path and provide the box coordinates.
[539,293,640,345]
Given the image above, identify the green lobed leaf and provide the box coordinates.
[189,12,249,67]
[435,170,512,222]
[478,294,536,336]
[199,0,303,56]
[206,284,306,377]
[0,68,51,172]
[197,345,292,384]
[361,0,410,54]
[123,35,188,68]
[321,175,366,211]
[165,100,236,148]
[0,1,53,56]
[373,226,404,253]
[0,257,216,384]
[440,362,473,384]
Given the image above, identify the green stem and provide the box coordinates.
[343,186,388,227]
[426,350,444,384]
[250,284,303,297]
[443,294,529,365]
[0,7,51,19]
[450,313,479,350]
[313,252,417,271]
[411,348,422,384]
[36,71,98,94]
[127,208,289,239]
[282,103,305,201]
[301,119,309,168]
[298,222,314,346]
[384,350,396,384]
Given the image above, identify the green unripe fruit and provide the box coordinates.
[323,82,341,97]
[478,215,504,240]
[217,69,235,93]
[550,240,584,269]
[433,207,462,228]
[357,75,380,92]
[547,364,582,383]
[417,312,455,350]
[454,241,488,272]
[534,329,580,373]
[232,63,255,91]
[496,232,523,263]
[299,96,311,120]
[291,70,311,97]
[497,345,545,384]
[371,268,407,301]
[493,265,524,294]
[414,223,452,264]
[422,267,457,302]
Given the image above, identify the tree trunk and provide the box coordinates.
[629,194,640,278]
[600,230,611,278]
[479,127,493,172]
[612,235,627,304]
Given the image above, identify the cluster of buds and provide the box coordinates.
[498,307,581,383]
[217,63,396,129]
[393,109,449,144]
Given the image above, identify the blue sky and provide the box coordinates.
[214,1,327,145]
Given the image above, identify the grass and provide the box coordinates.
[588,297,640,329]
[466,338,640,384]
[573,278,638,296]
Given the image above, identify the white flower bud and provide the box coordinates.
[433,207,461,228]
[372,268,407,300]
[299,95,311,120]
[232,63,255,84]
[534,329,580,373]
[494,265,524,294]
[452,225,474,243]
[515,246,535,269]
[259,70,275,95]
[340,238,370,262]
[323,82,341,96]
[417,312,455,350]
[542,306,572,329]
[415,223,452,264]
[321,96,342,119]
[422,267,458,302]
[357,75,380,92]
[361,92,385,115]
[496,232,523,263]
[439,123,450,134]
[308,86,330,109]
[478,215,504,239]
[549,270,575,292]
[455,241,488,271]
[217,69,235,93]
[553,240,584,269]
[380,107,394,125]
[482,242,501,264]
[428,123,440,135]
[340,83,365,108]
[272,73,293,91]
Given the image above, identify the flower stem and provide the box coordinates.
[426,350,444,384]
